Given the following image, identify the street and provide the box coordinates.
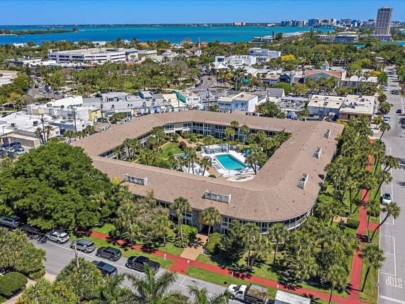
[33,239,240,303]
[379,66,405,304]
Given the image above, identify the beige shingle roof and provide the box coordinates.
[73,111,343,223]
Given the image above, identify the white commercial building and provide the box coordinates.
[275,290,310,304]
[48,48,134,64]
[248,48,281,62]
[339,94,376,121]
[307,95,346,118]
[214,55,257,68]
[217,92,258,113]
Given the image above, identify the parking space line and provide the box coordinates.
[379,235,397,277]
[380,295,405,304]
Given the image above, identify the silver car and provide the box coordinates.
[70,239,96,253]
[46,230,70,243]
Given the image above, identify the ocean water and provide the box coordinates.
[0,25,328,45]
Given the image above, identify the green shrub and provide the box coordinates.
[208,174,216,178]
[0,272,27,298]
[175,224,198,248]
[345,218,360,229]
[189,135,197,143]
[204,232,222,255]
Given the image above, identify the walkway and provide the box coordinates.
[180,234,208,261]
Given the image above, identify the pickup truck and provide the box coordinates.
[228,284,269,304]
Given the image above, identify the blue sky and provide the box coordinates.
[0,0,404,25]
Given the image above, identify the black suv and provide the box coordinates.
[93,261,118,276]
[95,247,122,261]
[21,224,43,238]
[70,239,96,253]
[0,216,21,229]
[126,256,160,272]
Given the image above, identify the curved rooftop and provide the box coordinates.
[73,111,343,223]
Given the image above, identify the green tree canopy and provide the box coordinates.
[0,142,117,230]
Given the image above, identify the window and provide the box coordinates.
[204,190,231,203]
[124,174,147,186]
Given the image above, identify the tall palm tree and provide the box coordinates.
[201,207,221,236]
[372,170,393,202]
[172,197,192,245]
[382,155,399,172]
[379,121,391,139]
[240,124,250,144]
[268,223,289,266]
[361,245,385,292]
[230,120,239,140]
[203,135,216,147]
[370,202,400,242]
[199,157,212,176]
[126,265,184,304]
[325,265,347,304]
[187,285,229,304]
[224,127,235,152]
[64,130,75,144]
[93,274,133,304]
[156,215,171,246]
[366,201,381,241]
[241,223,260,270]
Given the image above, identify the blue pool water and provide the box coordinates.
[216,154,246,171]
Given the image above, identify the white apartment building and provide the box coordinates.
[214,55,257,67]
[48,48,129,64]
[248,48,281,61]
[339,95,376,121]
[217,93,258,113]
[307,95,346,118]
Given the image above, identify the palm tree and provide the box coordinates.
[325,265,347,304]
[94,274,133,304]
[240,124,250,144]
[372,171,393,202]
[187,285,229,304]
[203,135,216,147]
[268,223,289,266]
[172,197,192,245]
[199,157,212,176]
[382,155,399,172]
[64,130,75,144]
[224,127,235,152]
[370,202,400,242]
[201,207,221,236]
[379,122,391,139]
[230,120,239,140]
[156,215,171,246]
[361,245,385,292]
[126,265,184,304]
[346,177,359,214]
[241,223,260,270]
[366,201,381,241]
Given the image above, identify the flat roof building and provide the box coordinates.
[339,94,376,121]
[374,7,392,36]
[48,48,132,64]
[73,111,343,233]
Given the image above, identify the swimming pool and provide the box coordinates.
[216,154,246,171]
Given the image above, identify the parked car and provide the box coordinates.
[126,256,160,272]
[70,239,96,253]
[227,284,269,304]
[0,216,21,229]
[396,109,403,114]
[92,261,118,276]
[95,247,122,261]
[46,230,70,243]
[21,224,43,237]
[382,193,392,204]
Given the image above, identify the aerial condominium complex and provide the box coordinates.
[74,112,343,233]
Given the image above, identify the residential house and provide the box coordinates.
[307,95,345,119]
[217,92,258,113]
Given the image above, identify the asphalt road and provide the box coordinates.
[33,238,240,303]
[379,66,405,304]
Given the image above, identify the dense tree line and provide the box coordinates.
[0,142,119,230]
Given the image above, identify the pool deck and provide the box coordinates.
[202,150,253,178]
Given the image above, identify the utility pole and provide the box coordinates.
[74,242,80,269]
[73,108,77,133]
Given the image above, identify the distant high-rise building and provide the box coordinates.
[374,7,392,35]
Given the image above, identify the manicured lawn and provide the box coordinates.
[196,252,348,297]
[186,267,277,299]
[359,232,380,304]
[161,142,183,159]
[92,223,116,235]
[86,236,173,269]
[158,242,184,256]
